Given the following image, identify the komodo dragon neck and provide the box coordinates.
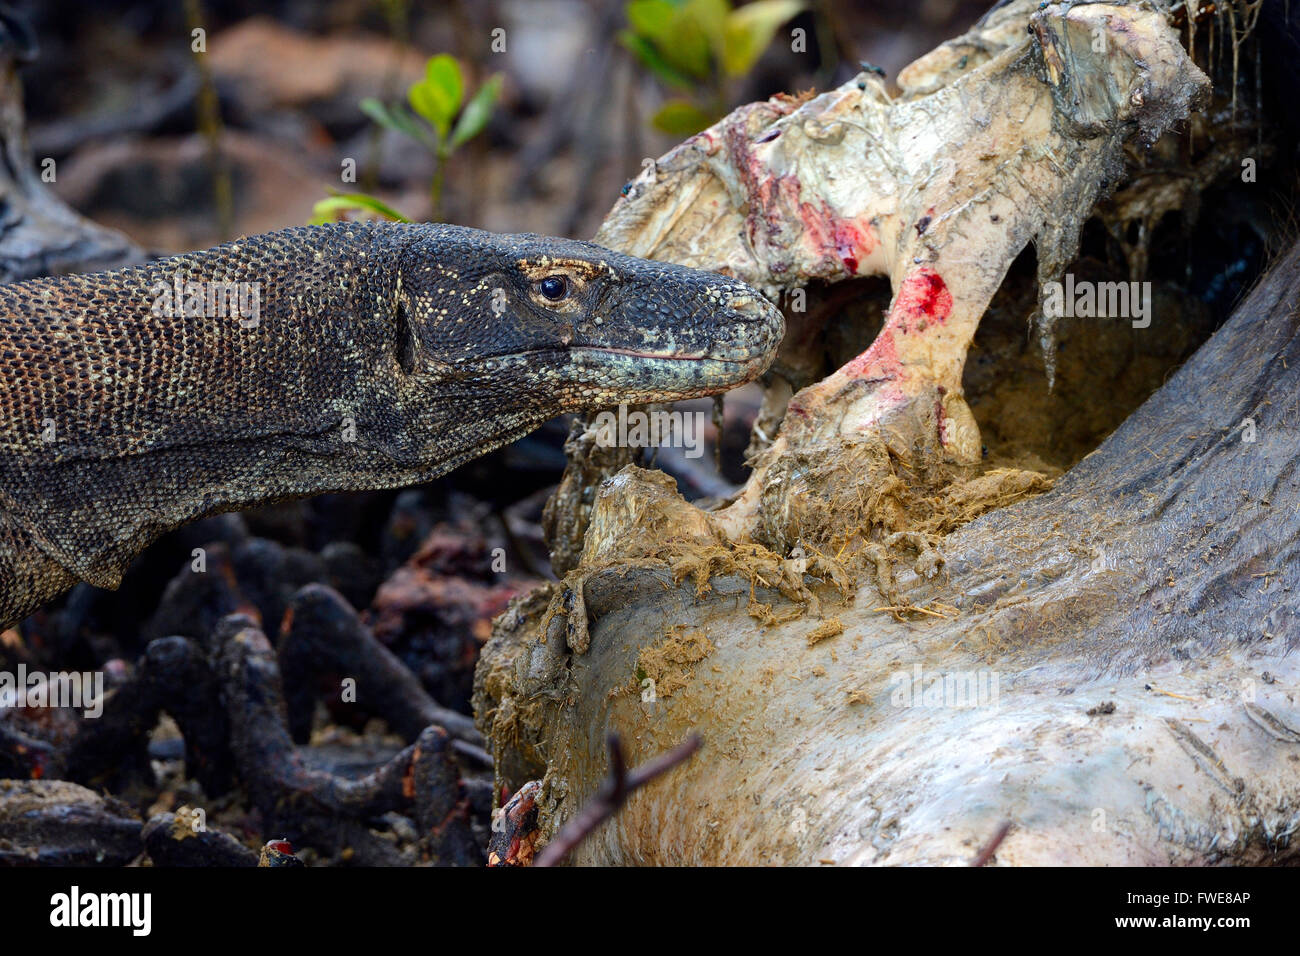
[0,222,783,626]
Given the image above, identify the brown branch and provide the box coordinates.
[534,734,701,867]
[971,821,1013,867]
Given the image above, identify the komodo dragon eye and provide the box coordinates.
[538,275,569,301]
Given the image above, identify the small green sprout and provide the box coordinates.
[312,53,502,224]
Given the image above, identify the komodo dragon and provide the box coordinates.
[0,222,783,627]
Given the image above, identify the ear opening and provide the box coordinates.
[395,293,418,374]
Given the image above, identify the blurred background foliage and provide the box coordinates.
[12,0,990,250]
[620,0,805,135]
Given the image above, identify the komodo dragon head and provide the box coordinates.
[392,223,784,408]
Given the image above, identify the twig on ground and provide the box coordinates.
[534,734,701,867]
[971,821,1013,867]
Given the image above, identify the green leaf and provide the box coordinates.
[391,102,440,149]
[408,86,449,138]
[661,4,712,80]
[722,0,803,77]
[309,192,412,225]
[626,0,711,81]
[408,54,464,140]
[652,98,714,136]
[362,97,438,150]
[360,97,398,130]
[425,53,464,113]
[626,0,677,43]
[618,30,695,90]
[686,0,731,60]
[449,73,502,151]
[407,83,443,142]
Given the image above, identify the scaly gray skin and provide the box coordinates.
[0,222,783,627]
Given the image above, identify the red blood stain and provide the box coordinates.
[892,268,952,329]
[726,107,800,249]
[832,220,873,274]
[727,121,878,276]
[791,191,828,246]
[795,200,876,275]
